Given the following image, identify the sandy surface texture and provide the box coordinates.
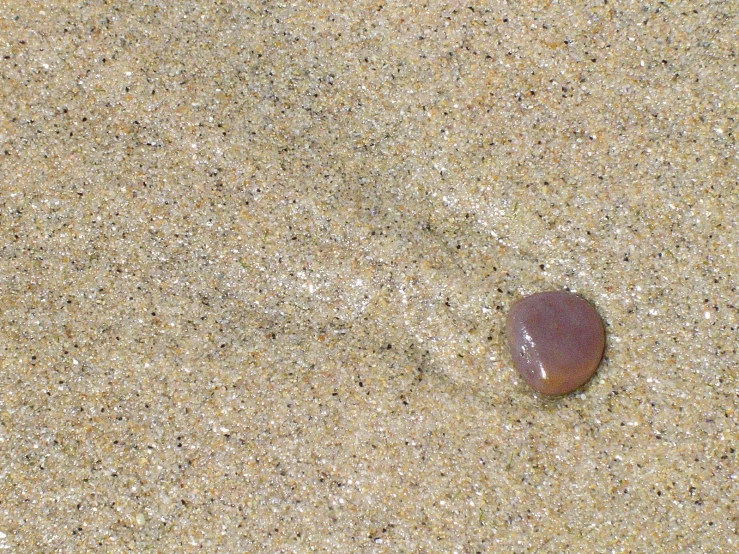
[1,2,737,552]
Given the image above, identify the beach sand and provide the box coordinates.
[1,2,737,552]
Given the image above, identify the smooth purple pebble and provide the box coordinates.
[506,291,605,395]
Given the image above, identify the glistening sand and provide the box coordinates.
[0,2,737,552]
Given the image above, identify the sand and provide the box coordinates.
[1,2,737,552]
